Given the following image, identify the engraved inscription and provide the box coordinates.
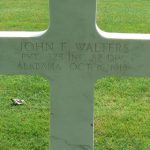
[17,41,131,74]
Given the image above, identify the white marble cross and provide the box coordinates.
[0,0,150,149]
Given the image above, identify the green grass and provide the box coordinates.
[0,1,150,150]
[0,75,50,150]
[0,0,150,33]
[94,77,150,150]
[0,0,49,31]
[97,0,150,33]
[95,1,150,149]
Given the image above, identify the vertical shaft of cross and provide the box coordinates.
[49,0,96,38]
[48,1,97,149]
[51,75,94,150]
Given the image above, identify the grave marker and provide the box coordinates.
[0,0,150,149]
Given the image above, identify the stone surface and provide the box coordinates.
[0,0,150,149]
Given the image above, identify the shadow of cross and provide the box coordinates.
[0,0,150,150]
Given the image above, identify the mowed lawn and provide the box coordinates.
[0,0,49,31]
[97,0,150,33]
[0,75,50,150]
[94,77,150,150]
[0,0,150,33]
[95,1,150,149]
[0,0,149,150]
